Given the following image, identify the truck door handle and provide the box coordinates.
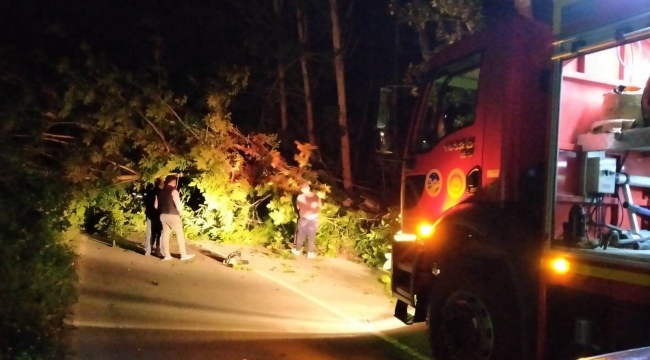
[467,167,481,194]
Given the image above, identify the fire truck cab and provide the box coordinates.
[377,1,650,359]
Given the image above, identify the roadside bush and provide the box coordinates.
[0,224,77,360]
[0,158,78,360]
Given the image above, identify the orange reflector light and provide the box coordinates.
[551,258,570,274]
[417,223,435,238]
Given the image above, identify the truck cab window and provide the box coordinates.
[415,55,481,152]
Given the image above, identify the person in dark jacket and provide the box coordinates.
[155,175,195,261]
[144,178,164,256]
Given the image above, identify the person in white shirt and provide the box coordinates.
[292,182,322,258]
[154,175,195,261]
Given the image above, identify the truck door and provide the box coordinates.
[404,53,485,231]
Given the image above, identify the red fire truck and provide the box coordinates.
[377,1,650,359]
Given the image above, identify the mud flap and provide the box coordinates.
[394,293,428,325]
[395,299,414,325]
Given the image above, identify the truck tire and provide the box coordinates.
[427,266,523,360]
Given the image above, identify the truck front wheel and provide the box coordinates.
[427,267,522,360]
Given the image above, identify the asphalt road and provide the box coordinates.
[70,236,432,360]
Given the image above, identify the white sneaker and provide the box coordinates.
[291,248,301,256]
[162,256,173,261]
[307,252,316,259]
[180,254,195,261]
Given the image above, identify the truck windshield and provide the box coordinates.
[415,53,482,152]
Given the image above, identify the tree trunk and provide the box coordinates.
[274,0,288,133]
[414,0,433,62]
[277,64,288,132]
[394,15,400,83]
[417,26,433,62]
[329,0,353,191]
[296,7,316,146]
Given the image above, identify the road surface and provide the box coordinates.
[70,235,432,360]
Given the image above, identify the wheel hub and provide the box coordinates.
[440,290,494,360]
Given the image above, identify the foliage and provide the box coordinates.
[355,213,400,267]
[0,45,79,359]
[47,47,399,269]
[0,152,77,360]
[390,0,484,47]
[0,226,77,360]
[380,273,392,294]
[22,44,391,268]
[84,187,147,238]
[390,0,484,81]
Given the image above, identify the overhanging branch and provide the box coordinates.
[134,110,171,153]
[107,160,138,175]
[162,100,204,144]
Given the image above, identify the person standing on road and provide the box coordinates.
[144,178,164,256]
[155,175,195,261]
[292,182,322,259]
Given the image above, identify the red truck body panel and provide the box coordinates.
[402,15,552,235]
[392,3,650,359]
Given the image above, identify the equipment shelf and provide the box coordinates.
[577,127,650,152]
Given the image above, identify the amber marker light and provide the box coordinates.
[551,257,570,274]
[417,223,435,238]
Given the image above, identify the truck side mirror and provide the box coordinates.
[376,87,394,154]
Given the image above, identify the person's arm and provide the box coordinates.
[296,194,303,211]
[312,194,322,211]
[172,189,183,214]
[154,195,158,209]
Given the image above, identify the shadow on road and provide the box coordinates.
[86,234,201,260]
[71,326,427,360]
[198,248,227,263]
[77,286,311,322]
[86,234,145,254]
